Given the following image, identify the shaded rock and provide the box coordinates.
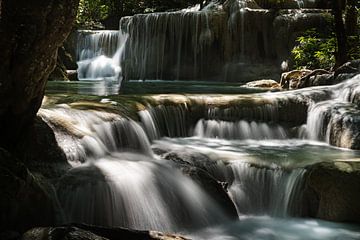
[49,60,69,81]
[303,161,360,223]
[0,0,79,149]
[0,149,58,233]
[15,117,70,178]
[23,227,107,240]
[295,69,333,89]
[67,70,79,81]
[22,224,189,240]
[335,60,360,77]
[243,79,280,89]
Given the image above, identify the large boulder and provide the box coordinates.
[0,149,58,233]
[0,0,79,150]
[303,161,360,223]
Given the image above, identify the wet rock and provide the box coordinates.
[304,161,360,223]
[22,224,189,240]
[0,149,58,232]
[243,79,280,89]
[327,104,360,150]
[161,151,238,219]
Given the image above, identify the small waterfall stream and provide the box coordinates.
[77,30,128,81]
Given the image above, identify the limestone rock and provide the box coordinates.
[280,69,312,89]
[243,79,280,89]
[304,161,360,223]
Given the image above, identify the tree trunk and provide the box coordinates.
[332,0,348,68]
[345,0,358,36]
[0,0,79,151]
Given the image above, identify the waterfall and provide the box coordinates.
[40,106,233,232]
[138,104,190,140]
[57,153,230,232]
[76,30,128,81]
[193,119,288,139]
[228,162,306,217]
[39,106,152,165]
[304,75,360,145]
[120,9,222,80]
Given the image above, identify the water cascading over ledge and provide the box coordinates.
[76,30,128,80]
[118,2,331,82]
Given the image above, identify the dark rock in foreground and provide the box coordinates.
[0,149,58,233]
[22,224,189,240]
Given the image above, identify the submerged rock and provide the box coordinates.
[304,161,360,223]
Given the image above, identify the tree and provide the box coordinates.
[332,0,348,68]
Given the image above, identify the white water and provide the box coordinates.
[77,30,128,81]
[42,76,360,238]
[58,153,229,232]
[194,119,288,140]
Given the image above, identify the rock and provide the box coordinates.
[295,69,333,89]
[22,224,189,240]
[23,227,106,240]
[14,117,70,178]
[280,69,312,89]
[327,104,360,150]
[243,79,281,89]
[0,0,79,149]
[49,61,69,81]
[335,60,360,77]
[0,149,58,232]
[67,70,79,81]
[48,46,78,81]
[303,161,360,223]
[161,151,238,219]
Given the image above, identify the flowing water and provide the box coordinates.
[42,75,360,239]
[46,2,360,238]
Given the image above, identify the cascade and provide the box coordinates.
[228,162,306,217]
[120,9,224,80]
[57,153,230,232]
[40,75,360,237]
[118,1,330,82]
[41,106,232,232]
[305,75,360,145]
[193,119,288,139]
[76,30,128,81]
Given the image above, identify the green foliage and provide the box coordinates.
[76,0,110,28]
[76,0,204,29]
[292,29,336,70]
